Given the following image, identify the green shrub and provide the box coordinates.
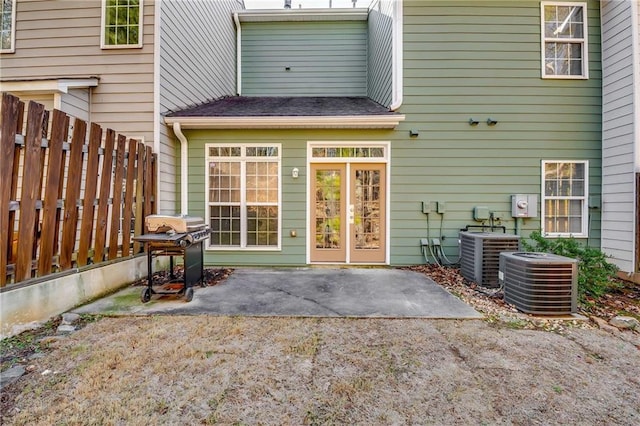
[522,231,620,302]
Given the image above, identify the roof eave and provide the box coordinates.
[163,115,405,129]
[237,8,369,22]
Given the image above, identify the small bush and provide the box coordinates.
[522,231,620,302]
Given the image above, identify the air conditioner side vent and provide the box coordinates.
[459,232,521,287]
[499,252,578,315]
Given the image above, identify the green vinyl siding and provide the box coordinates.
[241,21,367,96]
[183,0,602,267]
[392,0,602,264]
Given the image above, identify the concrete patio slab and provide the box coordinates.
[72,267,482,319]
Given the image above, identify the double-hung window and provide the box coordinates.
[0,0,16,53]
[542,160,588,237]
[206,144,281,250]
[101,0,143,48]
[541,2,588,79]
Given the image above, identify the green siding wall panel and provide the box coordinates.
[181,0,602,267]
[242,21,368,96]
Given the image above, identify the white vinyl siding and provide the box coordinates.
[101,0,143,49]
[542,160,589,237]
[60,88,90,122]
[541,2,588,79]
[599,0,637,273]
[159,0,238,214]
[367,0,394,107]
[0,0,15,52]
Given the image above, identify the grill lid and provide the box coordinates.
[145,214,206,233]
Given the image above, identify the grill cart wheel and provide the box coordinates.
[185,287,194,303]
[141,287,152,303]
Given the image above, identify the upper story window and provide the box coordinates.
[101,0,143,49]
[0,0,16,53]
[541,2,588,79]
[541,160,589,238]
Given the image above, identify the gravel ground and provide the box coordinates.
[1,266,639,425]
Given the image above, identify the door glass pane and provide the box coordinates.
[315,170,341,249]
[354,169,381,250]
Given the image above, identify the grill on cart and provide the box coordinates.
[133,215,210,303]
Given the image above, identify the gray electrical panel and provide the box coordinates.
[511,194,537,218]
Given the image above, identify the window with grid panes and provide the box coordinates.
[0,0,15,53]
[541,2,588,78]
[542,160,588,237]
[206,145,280,249]
[102,0,142,48]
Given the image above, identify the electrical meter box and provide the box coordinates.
[511,194,538,218]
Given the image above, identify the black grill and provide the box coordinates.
[133,215,210,303]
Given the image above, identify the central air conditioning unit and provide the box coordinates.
[499,252,578,315]
[459,232,521,287]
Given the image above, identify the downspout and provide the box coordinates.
[172,122,189,216]
[389,0,403,111]
[153,0,161,212]
[233,12,242,95]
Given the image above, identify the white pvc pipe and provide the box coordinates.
[233,12,242,96]
[389,0,403,111]
[172,122,188,216]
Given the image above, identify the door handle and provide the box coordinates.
[348,204,354,224]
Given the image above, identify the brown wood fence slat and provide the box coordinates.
[133,141,145,254]
[37,109,66,276]
[8,101,24,264]
[1,95,157,287]
[151,153,158,215]
[0,94,20,286]
[93,128,116,263]
[144,145,153,224]
[77,123,102,267]
[59,119,87,270]
[108,134,127,260]
[121,138,137,258]
[52,115,70,263]
[15,102,46,282]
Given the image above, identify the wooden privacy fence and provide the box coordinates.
[0,93,156,287]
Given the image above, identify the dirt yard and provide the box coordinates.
[1,266,639,425]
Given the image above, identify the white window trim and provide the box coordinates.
[100,0,143,49]
[540,1,589,79]
[306,141,391,265]
[541,160,589,238]
[205,143,282,251]
[0,0,16,54]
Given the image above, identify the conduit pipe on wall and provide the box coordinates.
[233,12,242,95]
[389,0,403,111]
[172,122,189,216]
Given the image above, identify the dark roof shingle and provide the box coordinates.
[165,96,395,117]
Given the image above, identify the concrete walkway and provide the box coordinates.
[73,268,482,319]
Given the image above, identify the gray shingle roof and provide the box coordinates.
[165,96,395,117]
